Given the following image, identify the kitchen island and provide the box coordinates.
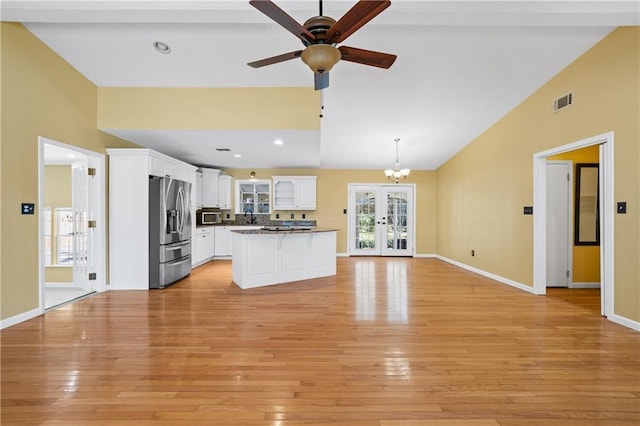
[231,227,337,289]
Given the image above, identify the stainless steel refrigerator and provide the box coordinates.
[149,176,192,289]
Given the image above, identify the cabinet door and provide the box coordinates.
[295,179,317,210]
[201,169,220,207]
[218,175,232,210]
[194,231,208,263]
[195,171,203,207]
[214,227,230,256]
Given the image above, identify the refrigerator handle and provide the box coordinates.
[177,186,185,233]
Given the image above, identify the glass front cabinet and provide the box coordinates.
[235,179,271,214]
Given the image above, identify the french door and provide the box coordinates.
[348,184,415,256]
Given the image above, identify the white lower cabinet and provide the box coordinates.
[231,231,337,289]
[214,226,261,257]
[214,226,231,257]
[194,227,215,266]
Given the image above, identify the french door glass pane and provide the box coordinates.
[355,191,376,249]
[386,192,408,250]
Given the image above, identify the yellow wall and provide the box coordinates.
[98,87,320,130]
[221,168,437,255]
[436,27,639,321]
[43,165,73,283]
[548,145,600,283]
[0,23,137,320]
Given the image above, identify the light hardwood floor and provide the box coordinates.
[2,258,639,425]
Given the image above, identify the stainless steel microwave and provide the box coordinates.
[197,210,222,225]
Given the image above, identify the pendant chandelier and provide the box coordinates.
[384,138,410,183]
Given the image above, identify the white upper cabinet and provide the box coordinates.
[235,179,271,214]
[272,176,317,210]
[218,175,232,210]
[195,170,203,207]
[200,168,221,207]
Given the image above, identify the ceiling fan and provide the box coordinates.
[247,0,397,90]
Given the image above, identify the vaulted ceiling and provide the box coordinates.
[3,1,638,170]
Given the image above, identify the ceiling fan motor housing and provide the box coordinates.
[303,16,336,43]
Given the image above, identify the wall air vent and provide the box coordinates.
[553,92,573,113]
[216,148,231,151]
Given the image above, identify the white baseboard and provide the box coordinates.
[414,254,437,258]
[608,314,640,331]
[570,282,601,289]
[336,252,349,257]
[0,307,42,330]
[435,255,537,295]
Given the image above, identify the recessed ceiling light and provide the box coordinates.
[274,139,284,145]
[233,154,242,158]
[153,41,171,54]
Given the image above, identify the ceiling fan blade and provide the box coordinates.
[325,0,390,44]
[247,50,303,68]
[249,0,316,43]
[338,46,396,69]
[314,72,329,90]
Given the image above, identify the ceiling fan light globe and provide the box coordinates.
[384,169,394,177]
[301,44,341,73]
[401,169,411,177]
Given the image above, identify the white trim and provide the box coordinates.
[414,253,437,258]
[608,314,640,332]
[533,131,615,319]
[336,252,349,257]
[45,282,75,288]
[436,255,537,294]
[39,137,108,319]
[569,282,601,289]
[0,308,42,330]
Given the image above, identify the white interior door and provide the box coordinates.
[72,160,94,292]
[546,161,572,287]
[349,184,414,256]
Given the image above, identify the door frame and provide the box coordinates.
[545,160,573,288]
[38,136,107,312]
[347,183,416,257]
[533,132,613,317]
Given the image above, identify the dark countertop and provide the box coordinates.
[231,227,338,235]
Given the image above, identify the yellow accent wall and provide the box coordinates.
[436,27,639,321]
[0,23,137,320]
[43,166,73,283]
[548,145,600,283]
[98,87,320,130]
[221,168,437,255]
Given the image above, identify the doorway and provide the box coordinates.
[39,137,106,311]
[533,132,613,318]
[348,184,415,256]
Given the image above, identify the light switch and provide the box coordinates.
[617,202,627,214]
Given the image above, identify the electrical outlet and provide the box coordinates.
[617,202,627,214]
[275,213,280,219]
[471,249,475,257]
[343,209,347,214]
[290,213,294,219]
[302,213,306,219]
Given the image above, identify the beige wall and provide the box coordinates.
[0,23,137,320]
[222,168,438,255]
[43,165,73,282]
[548,145,600,283]
[436,27,639,321]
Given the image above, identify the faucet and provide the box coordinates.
[244,209,257,224]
